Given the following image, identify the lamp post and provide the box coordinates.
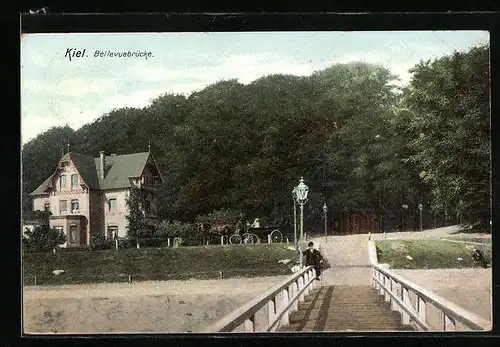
[292,187,298,248]
[418,203,423,231]
[323,203,328,243]
[295,177,309,267]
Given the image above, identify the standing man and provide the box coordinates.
[303,241,324,280]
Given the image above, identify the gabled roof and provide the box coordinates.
[30,151,158,195]
[29,175,54,196]
[95,152,151,190]
[62,152,100,189]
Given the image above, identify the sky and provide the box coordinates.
[20,31,489,144]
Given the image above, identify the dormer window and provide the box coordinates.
[71,174,78,188]
[60,174,67,189]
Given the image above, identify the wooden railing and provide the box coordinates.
[201,266,317,333]
[368,241,491,332]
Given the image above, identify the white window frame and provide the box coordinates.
[108,198,117,212]
[107,225,119,240]
[60,200,67,212]
[71,174,79,188]
[69,224,77,243]
[60,174,67,189]
[71,199,79,213]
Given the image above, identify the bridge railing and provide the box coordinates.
[201,266,317,333]
[368,240,491,332]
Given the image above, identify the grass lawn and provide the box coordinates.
[22,243,299,285]
[376,239,492,269]
[443,236,492,245]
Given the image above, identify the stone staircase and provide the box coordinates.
[278,285,414,332]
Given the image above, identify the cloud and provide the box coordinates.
[22,77,118,97]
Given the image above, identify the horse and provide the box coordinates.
[198,222,233,244]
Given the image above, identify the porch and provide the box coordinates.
[49,215,89,247]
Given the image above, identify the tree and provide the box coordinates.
[125,187,149,241]
[402,44,490,227]
[23,225,66,252]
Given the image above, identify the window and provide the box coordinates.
[60,200,67,212]
[107,225,118,240]
[108,198,117,211]
[69,225,77,243]
[71,174,78,188]
[54,226,63,233]
[44,203,50,212]
[71,200,79,212]
[144,200,151,214]
[60,174,67,189]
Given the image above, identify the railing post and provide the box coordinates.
[292,282,299,312]
[244,316,255,332]
[401,286,410,325]
[417,296,427,329]
[390,278,398,311]
[443,313,456,331]
[268,298,276,329]
[379,273,385,295]
[384,275,390,302]
[304,272,310,296]
[280,289,290,326]
[298,277,305,302]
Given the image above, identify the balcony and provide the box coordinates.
[141,176,161,187]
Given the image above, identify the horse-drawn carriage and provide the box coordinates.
[198,221,284,245]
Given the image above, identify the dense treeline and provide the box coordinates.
[21,44,490,233]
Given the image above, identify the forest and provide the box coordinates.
[21,44,491,235]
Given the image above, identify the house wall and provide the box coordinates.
[141,163,159,216]
[33,159,91,221]
[103,189,130,238]
[33,195,51,213]
[89,191,105,238]
[49,216,85,248]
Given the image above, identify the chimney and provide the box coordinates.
[99,151,105,179]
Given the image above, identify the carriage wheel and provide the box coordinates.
[270,229,283,243]
[229,234,242,245]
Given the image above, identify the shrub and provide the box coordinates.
[22,225,66,252]
[156,220,203,246]
[195,208,242,226]
[90,233,113,250]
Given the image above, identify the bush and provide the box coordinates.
[157,220,199,238]
[195,208,242,226]
[22,225,66,252]
[90,233,113,250]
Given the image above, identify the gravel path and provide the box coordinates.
[23,276,288,334]
[391,269,492,322]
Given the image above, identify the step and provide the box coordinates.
[277,322,413,332]
[279,285,415,332]
[289,310,403,323]
[298,299,391,311]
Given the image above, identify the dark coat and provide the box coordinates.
[302,248,323,267]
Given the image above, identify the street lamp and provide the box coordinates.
[292,187,298,248]
[401,204,408,231]
[418,203,423,231]
[295,177,309,267]
[323,203,328,243]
